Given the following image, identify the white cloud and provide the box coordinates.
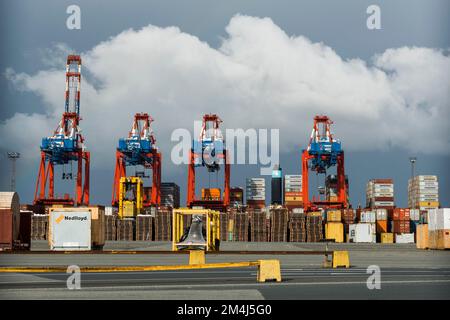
[1,15,449,172]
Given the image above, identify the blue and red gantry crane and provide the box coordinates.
[186,114,230,210]
[34,55,90,206]
[112,113,161,207]
[302,115,347,211]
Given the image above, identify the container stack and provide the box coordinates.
[31,214,48,240]
[284,175,302,209]
[249,208,268,242]
[288,211,306,242]
[154,207,172,241]
[136,215,153,241]
[219,211,229,241]
[408,175,439,211]
[306,213,323,242]
[342,209,355,240]
[390,208,410,233]
[105,215,117,241]
[325,210,343,243]
[270,207,288,242]
[246,178,265,208]
[233,212,249,242]
[357,209,377,242]
[374,208,391,242]
[366,179,395,209]
[116,218,135,241]
[389,208,414,243]
[161,182,180,208]
[428,208,450,249]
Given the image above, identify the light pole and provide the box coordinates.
[7,152,20,192]
[409,157,417,180]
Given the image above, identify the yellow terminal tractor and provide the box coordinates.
[118,177,143,219]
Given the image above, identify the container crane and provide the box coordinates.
[34,55,90,206]
[186,114,230,210]
[302,115,347,211]
[112,113,161,208]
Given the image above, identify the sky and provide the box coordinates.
[0,0,449,208]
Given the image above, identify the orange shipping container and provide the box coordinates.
[435,230,450,250]
[415,224,429,249]
[376,220,388,234]
[201,188,221,200]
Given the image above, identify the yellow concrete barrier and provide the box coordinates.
[332,251,350,268]
[257,259,282,282]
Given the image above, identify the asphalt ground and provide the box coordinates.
[0,241,449,300]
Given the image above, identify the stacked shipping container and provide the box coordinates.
[284,175,302,209]
[408,175,439,211]
[366,179,395,209]
[246,178,265,208]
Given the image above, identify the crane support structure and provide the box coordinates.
[112,113,161,207]
[186,114,230,210]
[302,115,347,211]
[34,55,90,206]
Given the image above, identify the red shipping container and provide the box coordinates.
[392,220,410,234]
[0,209,13,250]
[390,208,410,221]
[372,179,393,183]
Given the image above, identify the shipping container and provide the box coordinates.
[325,222,344,243]
[48,209,91,250]
[416,224,429,249]
[349,223,375,243]
[326,210,341,222]
[380,233,394,243]
[395,233,415,244]
[376,220,389,234]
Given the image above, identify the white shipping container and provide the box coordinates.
[413,175,437,182]
[395,233,415,244]
[370,192,394,197]
[372,201,395,207]
[409,209,420,221]
[427,209,438,231]
[435,208,450,230]
[360,211,376,223]
[376,209,387,220]
[349,223,376,243]
[49,210,91,251]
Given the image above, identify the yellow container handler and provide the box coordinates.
[118,177,143,219]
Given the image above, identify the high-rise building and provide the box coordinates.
[161,182,180,208]
[271,165,282,205]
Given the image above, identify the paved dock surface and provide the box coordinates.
[0,242,449,299]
